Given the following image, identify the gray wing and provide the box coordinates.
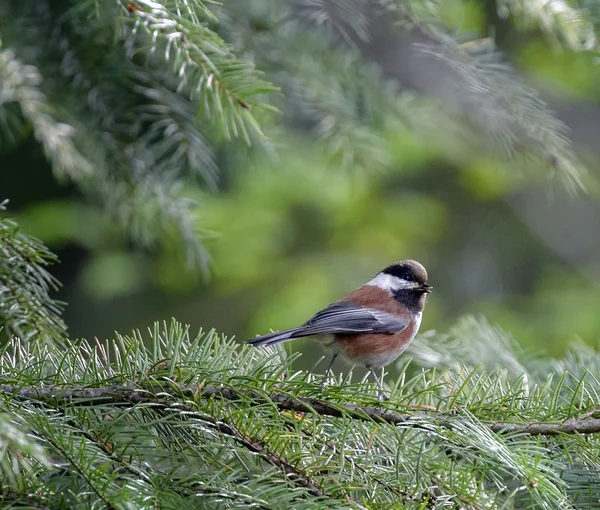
[290,301,408,338]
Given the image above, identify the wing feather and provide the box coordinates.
[289,301,407,338]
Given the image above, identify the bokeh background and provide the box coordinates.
[2,0,600,374]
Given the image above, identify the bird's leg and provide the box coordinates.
[367,366,389,401]
[320,353,338,388]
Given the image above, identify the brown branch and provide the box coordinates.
[150,400,325,498]
[39,429,120,510]
[488,420,600,435]
[18,396,269,507]
[3,384,600,437]
[211,416,324,497]
[55,410,152,483]
[1,384,324,498]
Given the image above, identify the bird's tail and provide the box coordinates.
[247,328,302,347]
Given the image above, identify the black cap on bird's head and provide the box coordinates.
[381,260,432,294]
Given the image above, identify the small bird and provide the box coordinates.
[248,260,432,400]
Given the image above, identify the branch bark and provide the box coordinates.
[213,416,325,497]
[3,383,600,437]
[1,384,324,498]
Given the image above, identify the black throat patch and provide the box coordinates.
[393,288,426,313]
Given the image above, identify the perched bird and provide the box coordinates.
[248,260,432,400]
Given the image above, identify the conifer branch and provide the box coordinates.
[0,491,51,510]
[0,47,93,182]
[4,383,600,437]
[0,201,67,345]
[0,319,597,507]
[212,417,325,497]
[122,0,277,142]
[500,0,596,51]
[6,384,325,497]
[40,430,119,510]
[290,417,437,508]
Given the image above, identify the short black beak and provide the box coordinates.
[421,284,433,293]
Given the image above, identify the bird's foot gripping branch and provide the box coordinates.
[1,319,600,508]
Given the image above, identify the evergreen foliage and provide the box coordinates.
[2,1,600,507]
[1,318,600,508]
[0,201,67,345]
[1,0,595,271]
[0,0,278,270]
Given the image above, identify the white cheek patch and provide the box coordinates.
[366,273,414,293]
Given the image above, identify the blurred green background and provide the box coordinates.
[2,0,600,374]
